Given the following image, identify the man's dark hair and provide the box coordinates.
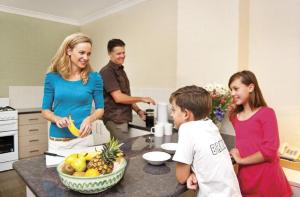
[169,85,212,120]
[107,39,125,53]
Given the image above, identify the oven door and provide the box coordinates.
[0,130,18,162]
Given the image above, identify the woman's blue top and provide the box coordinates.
[42,72,104,138]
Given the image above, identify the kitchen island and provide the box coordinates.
[13,117,235,197]
[14,134,187,197]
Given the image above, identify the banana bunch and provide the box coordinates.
[68,115,80,137]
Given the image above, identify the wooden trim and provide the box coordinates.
[238,0,250,70]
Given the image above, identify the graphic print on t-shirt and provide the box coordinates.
[210,139,226,155]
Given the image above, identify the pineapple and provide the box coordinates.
[87,138,123,175]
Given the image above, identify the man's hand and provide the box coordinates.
[137,110,146,120]
[187,173,198,190]
[142,97,156,105]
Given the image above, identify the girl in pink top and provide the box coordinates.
[228,70,292,197]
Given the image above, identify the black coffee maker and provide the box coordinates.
[145,109,154,128]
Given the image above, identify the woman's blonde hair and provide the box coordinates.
[49,33,93,84]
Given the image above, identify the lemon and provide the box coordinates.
[85,168,100,177]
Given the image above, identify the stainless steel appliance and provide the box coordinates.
[0,103,18,171]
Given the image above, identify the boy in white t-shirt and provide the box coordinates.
[170,85,241,197]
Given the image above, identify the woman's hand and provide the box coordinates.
[79,117,92,138]
[230,148,243,164]
[55,117,70,128]
[186,173,198,190]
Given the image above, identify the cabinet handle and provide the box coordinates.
[29,150,39,153]
[28,118,38,121]
[29,129,39,132]
[29,139,39,142]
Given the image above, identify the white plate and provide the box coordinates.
[142,151,171,165]
[160,143,178,154]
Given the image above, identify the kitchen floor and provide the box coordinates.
[0,170,26,197]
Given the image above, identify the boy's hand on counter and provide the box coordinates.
[186,173,198,190]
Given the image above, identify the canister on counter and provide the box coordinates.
[145,109,155,128]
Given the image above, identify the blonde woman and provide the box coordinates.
[42,33,104,149]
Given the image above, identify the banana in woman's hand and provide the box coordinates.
[68,115,80,137]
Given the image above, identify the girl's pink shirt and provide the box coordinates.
[231,107,292,197]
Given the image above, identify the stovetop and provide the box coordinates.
[0,106,16,112]
[0,106,18,120]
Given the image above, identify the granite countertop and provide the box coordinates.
[14,134,186,197]
[13,133,235,197]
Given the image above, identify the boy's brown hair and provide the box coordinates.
[169,85,212,120]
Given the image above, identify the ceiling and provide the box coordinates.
[0,0,146,25]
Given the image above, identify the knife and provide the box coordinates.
[44,151,65,157]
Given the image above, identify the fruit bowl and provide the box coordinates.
[57,158,127,194]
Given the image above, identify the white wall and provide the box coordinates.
[177,0,239,87]
[249,0,300,146]
[81,0,177,90]
[9,86,44,109]
[176,0,240,135]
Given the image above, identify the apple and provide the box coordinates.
[64,154,77,165]
[71,155,86,172]
[78,152,88,158]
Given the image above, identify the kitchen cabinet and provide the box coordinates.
[18,111,48,159]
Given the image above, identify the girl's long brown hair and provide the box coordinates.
[48,33,93,84]
[228,70,267,116]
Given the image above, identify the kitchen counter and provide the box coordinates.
[13,116,235,196]
[14,134,186,197]
[13,133,235,197]
[17,108,42,114]
[129,115,235,150]
[129,114,151,131]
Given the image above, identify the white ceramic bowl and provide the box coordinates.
[142,151,171,165]
[160,143,178,154]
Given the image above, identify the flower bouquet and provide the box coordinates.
[204,84,232,128]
